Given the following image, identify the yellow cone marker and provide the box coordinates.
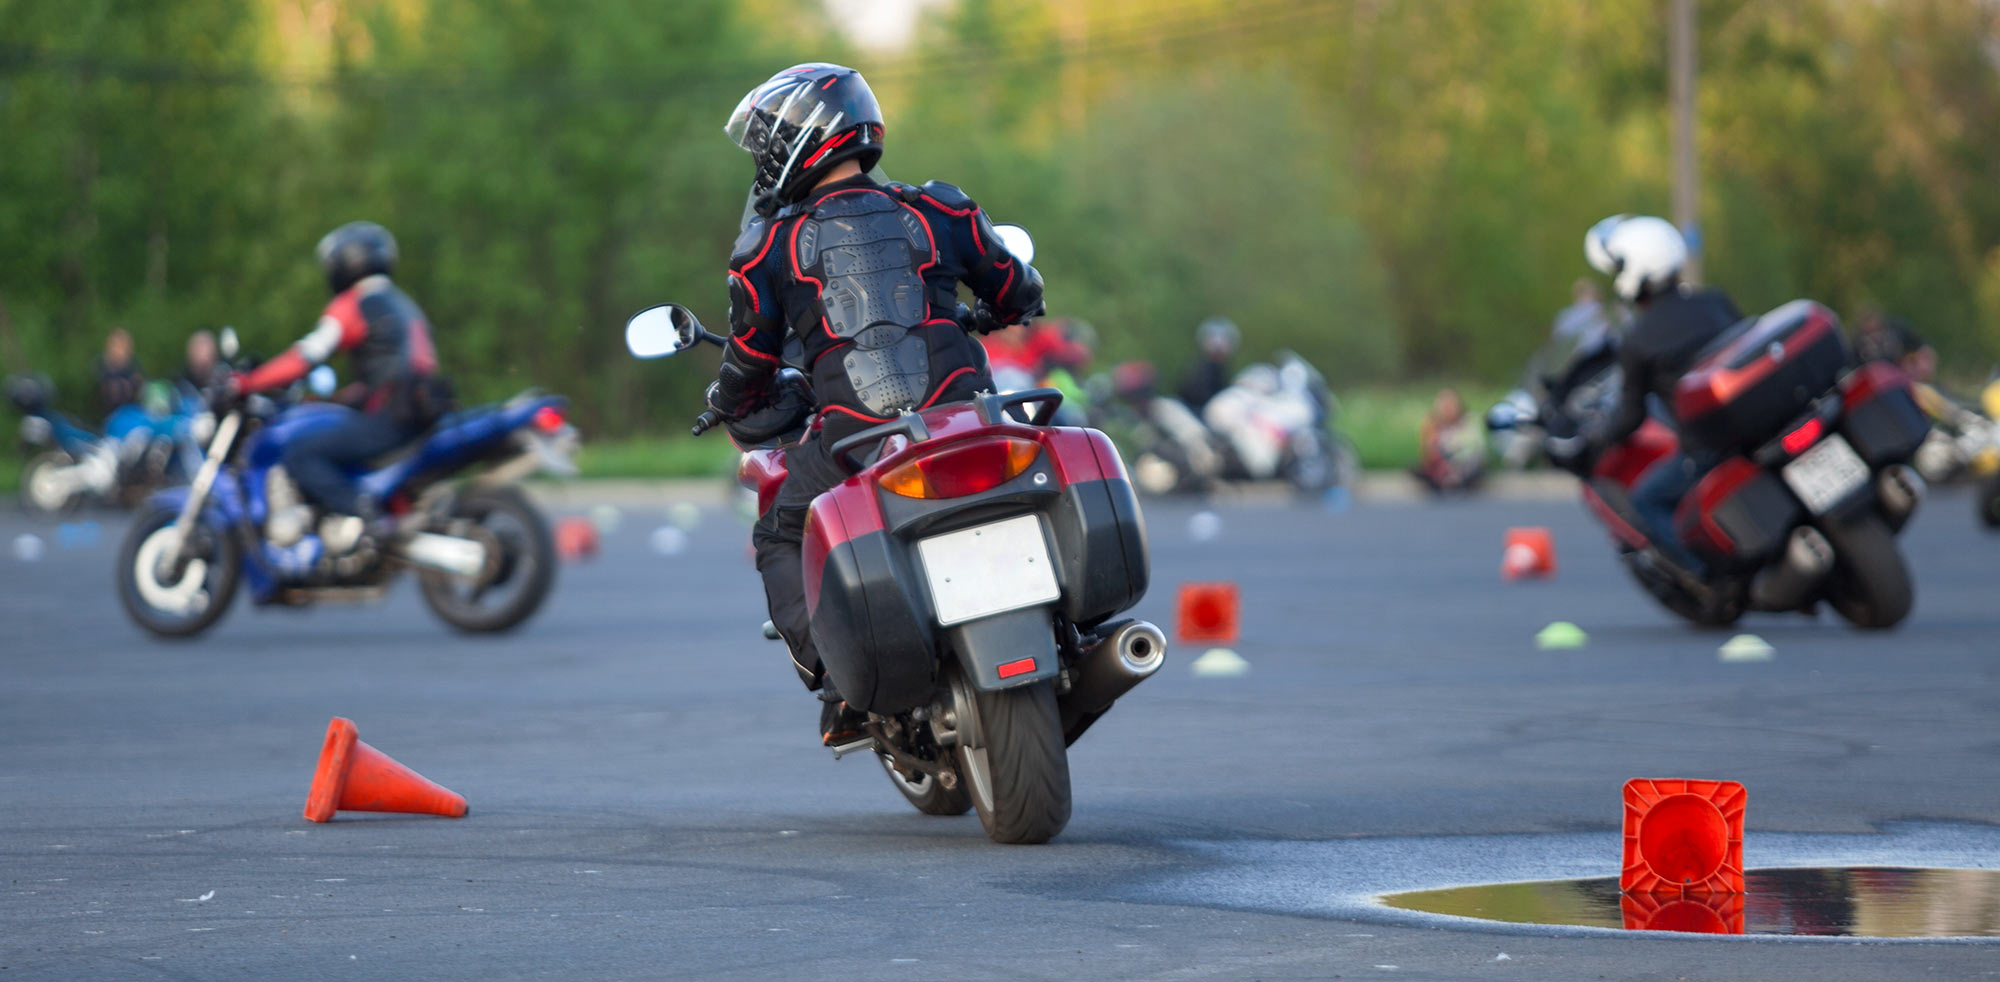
[1534,621,1588,650]
[1718,633,1775,662]
[1190,647,1250,677]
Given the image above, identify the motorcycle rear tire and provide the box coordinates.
[1821,512,1914,630]
[1977,473,2000,530]
[417,485,556,634]
[957,679,1072,844]
[877,752,972,816]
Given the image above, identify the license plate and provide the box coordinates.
[916,514,1060,626]
[1782,434,1869,514]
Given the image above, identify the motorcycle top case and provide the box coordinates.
[1674,300,1850,453]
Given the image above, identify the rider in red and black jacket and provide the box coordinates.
[233,222,451,538]
[706,63,1045,744]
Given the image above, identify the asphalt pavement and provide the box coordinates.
[3,482,1997,980]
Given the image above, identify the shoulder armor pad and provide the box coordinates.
[886,181,923,204]
[731,219,775,267]
[917,181,976,212]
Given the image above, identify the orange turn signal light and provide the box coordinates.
[879,438,1042,499]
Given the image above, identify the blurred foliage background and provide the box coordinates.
[2,0,1997,439]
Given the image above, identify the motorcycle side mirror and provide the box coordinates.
[307,365,338,397]
[625,303,714,359]
[993,224,1035,264]
[218,326,240,361]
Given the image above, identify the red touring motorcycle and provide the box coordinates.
[625,300,1163,845]
[1491,300,1930,629]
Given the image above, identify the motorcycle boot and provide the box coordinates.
[818,684,869,750]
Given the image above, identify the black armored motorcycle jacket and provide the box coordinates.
[719,174,1045,442]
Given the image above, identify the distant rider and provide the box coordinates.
[1178,316,1240,414]
[1559,215,1741,576]
[230,222,451,550]
[704,63,1045,745]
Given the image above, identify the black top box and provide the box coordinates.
[1674,300,1850,454]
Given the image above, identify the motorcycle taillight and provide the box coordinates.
[878,438,1041,499]
[1781,417,1823,456]
[531,406,566,433]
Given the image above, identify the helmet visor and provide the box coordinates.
[723,66,881,155]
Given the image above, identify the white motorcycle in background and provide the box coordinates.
[1127,353,1355,496]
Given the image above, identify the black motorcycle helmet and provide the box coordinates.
[316,221,398,294]
[725,63,885,214]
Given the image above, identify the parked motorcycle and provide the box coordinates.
[1106,354,1357,496]
[1490,300,1930,630]
[1903,377,2000,529]
[8,374,207,514]
[115,345,577,638]
[625,257,1162,845]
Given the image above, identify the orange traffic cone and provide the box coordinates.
[1620,778,1745,895]
[304,717,467,823]
[1176,582,1240,644]
[555,516,600,561]
[1501,526,1556,580]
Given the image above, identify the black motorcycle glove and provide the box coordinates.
[706,360,771,421]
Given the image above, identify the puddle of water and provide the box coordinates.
[1382,867,2000,937]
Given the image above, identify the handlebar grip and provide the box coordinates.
[691,410,721,437]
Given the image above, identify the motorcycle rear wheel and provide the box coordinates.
[116,507,240,638]
[1821,513,1913,630]
[1977,473,2000,530]
[417,485,556,634]
[877,751,971,816]
[954,677,1072,845]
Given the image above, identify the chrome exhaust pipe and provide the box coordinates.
[1750,526,1834,612]
[1878,464,1924,532]
[1065,620,1167,720]
[395,532,488,579]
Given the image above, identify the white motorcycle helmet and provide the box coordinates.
[1584,214,1687,303]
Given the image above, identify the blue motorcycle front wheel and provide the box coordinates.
[116,507,240,639]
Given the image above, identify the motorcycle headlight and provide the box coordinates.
[19,416,52,445]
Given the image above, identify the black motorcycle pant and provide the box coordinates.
[751,435,851,692]
[283,409,420,516]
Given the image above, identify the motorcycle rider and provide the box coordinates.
[96,328,145,419]
[706,63,1045,745]
[1558,215,1742,576]
[230,222,451,550]
[1179,316,1240,413]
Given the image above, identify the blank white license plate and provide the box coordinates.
[916,514,1061,627]
[1782,434,1870,514]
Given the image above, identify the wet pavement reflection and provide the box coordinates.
[1382,867,2000,937]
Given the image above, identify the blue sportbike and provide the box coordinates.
[9,375,207,514]
[116,386,578,638]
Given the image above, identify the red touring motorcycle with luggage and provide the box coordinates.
[1491,300,1930,629]
[625,294,1162,845]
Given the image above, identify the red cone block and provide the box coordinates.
[1175,582,1240,644]
[1620,778,1746,895]
[555,517,600,561]
[1501,526,1556,580]
[304,717,467,823]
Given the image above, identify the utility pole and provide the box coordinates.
[1670,0,1701,283]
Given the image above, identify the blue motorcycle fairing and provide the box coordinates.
[244,396,565,505]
